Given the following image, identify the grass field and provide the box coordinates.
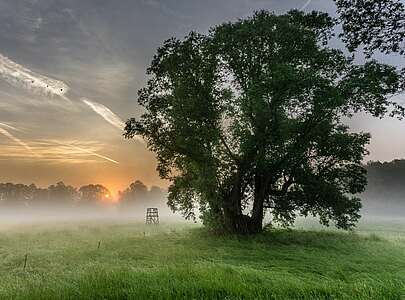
[0,218,404,299]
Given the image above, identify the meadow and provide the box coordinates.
[0,217,404,299]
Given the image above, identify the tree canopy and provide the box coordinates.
[125,10,404,234]
[78,184,111,205]
[335,0,405,56]
[0,180,166,212]
[118,180,167,212]
[0,181,78,208]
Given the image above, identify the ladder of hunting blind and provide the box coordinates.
[146,208,159,224]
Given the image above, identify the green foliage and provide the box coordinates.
[125,10,404,233]
[118,180,167,210]
[335,0,405,56]
[0,221,405,299]
[0,182,79,208]
[78,184,111,205]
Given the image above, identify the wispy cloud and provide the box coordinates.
[64,9,115,58]
[82,98,144,144]
[0,127,36,155]
[0,139,119,165]
[141,0,191,20]
[0,122,22,132]
[81,98,125,129]
[0,53,143,152]
[0,53,70,99]
[0,52,138,136]
[53,140,119,164]
[69,144,119,164]
[300,0,312,10]
[0,122,115,164]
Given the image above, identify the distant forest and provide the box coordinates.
[1,161,405,217]
[0,180,167,213]
[363,160,405,216]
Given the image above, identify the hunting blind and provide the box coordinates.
[146,207,159,224]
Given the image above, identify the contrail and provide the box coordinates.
[70,144,119,164]
[0,122,21,132]
[52,140,119,164]
[0,54,143,145]
[301,0,312,10]
[0,127,36,155]
[66,143,119,164]
[0,53,70,99]
[81,98,125,129]
[0,123,117,163]
[81,98,144,144]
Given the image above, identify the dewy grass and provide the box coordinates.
[0,220,404,299]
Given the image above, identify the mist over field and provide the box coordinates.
[0,180,185,226]
[2,158,405,225]
[361,160,405,217]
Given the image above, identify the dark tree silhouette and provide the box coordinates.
[149,186,166,203]
[0,182,78,209]
[335,0,405,56]
[119,180,148,207]
[0,183,32,207]
[30,186,50,207]
[125,10,404,234]
[118,180,166,211]
[363,160,405,213]
[47,182,79,207]
[79,184,111,205]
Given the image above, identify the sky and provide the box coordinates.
[0,0,404,196]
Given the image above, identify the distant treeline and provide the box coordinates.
[2,160,404,216]
[118,180,168,212]
[0,180,167,211]
[363,160,405,215]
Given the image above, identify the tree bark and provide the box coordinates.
[251,171,267,233]
[220,169,266,234]
[222,190,264,234]
[222,207,263,234]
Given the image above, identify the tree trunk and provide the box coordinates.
[222,208,263,234]
[222,187,264,234]
[220,169,266,234]
[251,171,267,233]
[222,170,243,233]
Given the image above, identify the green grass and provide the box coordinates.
[0,219,404,299]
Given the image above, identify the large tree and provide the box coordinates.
[125,10,404,234]
[118,180,167,212]
[119,180,148,208]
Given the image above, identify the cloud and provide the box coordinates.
[37,139,120,165]
[0,139,119,165]
[0,121,118,164]
[0,36,144,155]
[64,142,119,165]
[0,122,22,132]
[300,0,312,10]
[0,127,36,155]
[141,0,191,19]
[64,9,115,58]
[82,98,144,144]
[81,98,125,129]
[0,53,70,99]
[0,53,131,133]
